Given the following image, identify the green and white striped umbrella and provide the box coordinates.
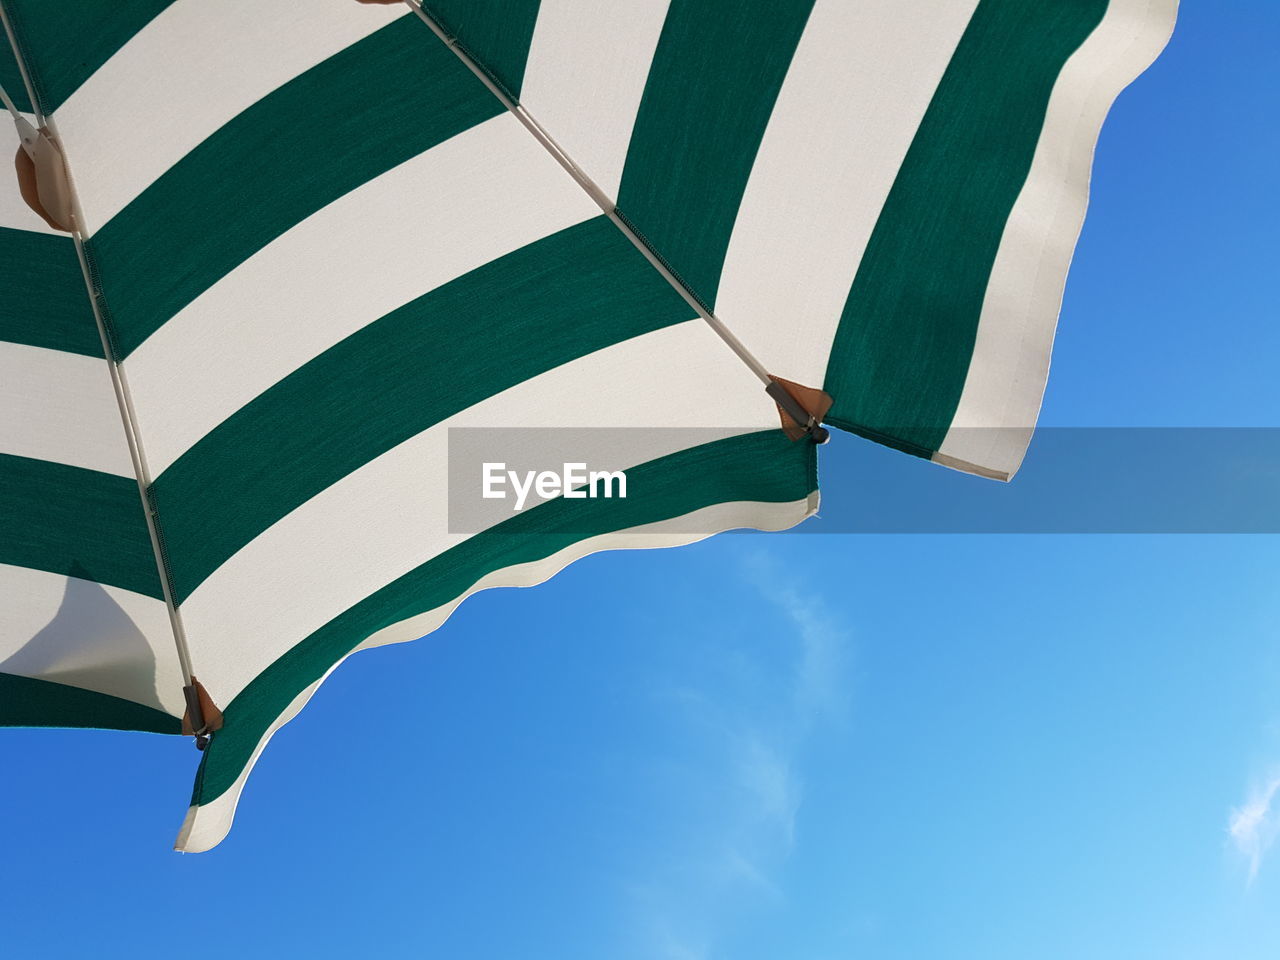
[0,0,1175,851]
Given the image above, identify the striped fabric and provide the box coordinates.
[0,0,1176,851]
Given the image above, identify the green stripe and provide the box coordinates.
[0,228,101,356]
[152,217,692,604]
[421,0,542,101]
[615,0,815,310]
[191,429,816,805]
[1,0,174,114]
[0,671,180,734]
[0,454,162,599]
[0,23,32,114]
[823,0,1108,456]
[84,16,511,359]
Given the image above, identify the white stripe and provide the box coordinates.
[937,0,1178,479]
[714,0,979,388]
[0,563,184,716]
[127,114,599,475]
[0,113,61,234]
[53,0,408,235]
[173,492,817,853]
[178,320,779,707]
[0,342,132,475]
[519,0,671,200]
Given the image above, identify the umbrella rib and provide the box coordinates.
[401,0,781,394]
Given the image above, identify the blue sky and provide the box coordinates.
[4,3,1278,957]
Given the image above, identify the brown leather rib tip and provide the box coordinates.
[181,678,225,736]
[14,146,69,232]
[770,376,833,441]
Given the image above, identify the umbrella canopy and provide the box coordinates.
[0,0,1176,851]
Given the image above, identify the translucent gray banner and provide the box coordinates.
[446,427,1280,535]
[817,427,1280,533]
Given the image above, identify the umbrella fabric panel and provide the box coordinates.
[58,29,755,722]
[171,316,798,724]
[5,1,822,846]
[433,0,1176,479]
[932,0,1178,477]
[169,314,819,851]
[0,76,182,728]
[178,430,817,851]
[822,0,1108,464]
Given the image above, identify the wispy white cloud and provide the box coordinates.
[627,546,853,959]
[732,734,802,855]
[1229,774,1280,885]
[745,558,850,734]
